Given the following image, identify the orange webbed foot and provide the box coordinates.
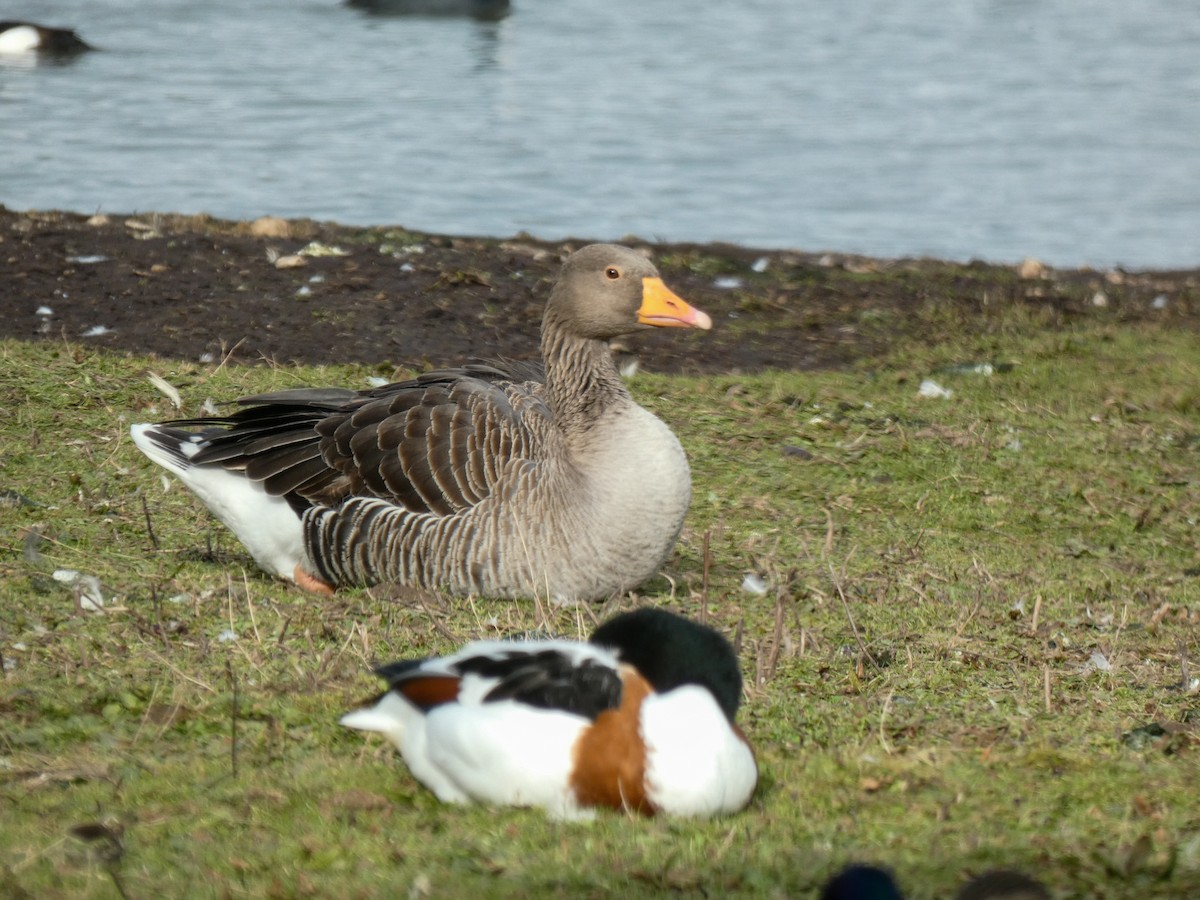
[293,565,335,596]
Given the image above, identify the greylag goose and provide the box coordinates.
[131,244,711,602]
[0,21,92,54]
[341,607,757,818]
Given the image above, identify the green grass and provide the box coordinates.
[1,316,1198,898]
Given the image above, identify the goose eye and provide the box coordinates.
[605,267,621,280]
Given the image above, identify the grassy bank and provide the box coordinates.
[1,310,1198,897]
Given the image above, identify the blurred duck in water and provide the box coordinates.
[345,0,510,20]
[0,21,92,55]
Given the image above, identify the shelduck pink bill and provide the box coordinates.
[341,608,757,819]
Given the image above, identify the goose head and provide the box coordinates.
[543,244,712,343]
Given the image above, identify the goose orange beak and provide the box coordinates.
[637,277,712,330]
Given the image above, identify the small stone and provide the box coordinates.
[1091,291,1109,307]
[250,216,291,238]
[1018,257,1047,279]
[86,214,111,227]
[499,241,550,261]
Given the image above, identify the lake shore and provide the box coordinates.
[3,206,1196,374]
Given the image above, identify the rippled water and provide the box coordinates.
[2,0,1198,267]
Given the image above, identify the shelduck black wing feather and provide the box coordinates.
[375,658,429,684]
[455,649,623,720]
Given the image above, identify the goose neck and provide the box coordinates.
[540,317,629,429]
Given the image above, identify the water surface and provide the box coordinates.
[2,0,1197,267]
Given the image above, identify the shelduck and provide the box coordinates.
[340,607,757,818]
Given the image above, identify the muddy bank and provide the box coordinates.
[3,207,1196,375]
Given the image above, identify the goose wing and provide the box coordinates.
[181,362,552,516]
